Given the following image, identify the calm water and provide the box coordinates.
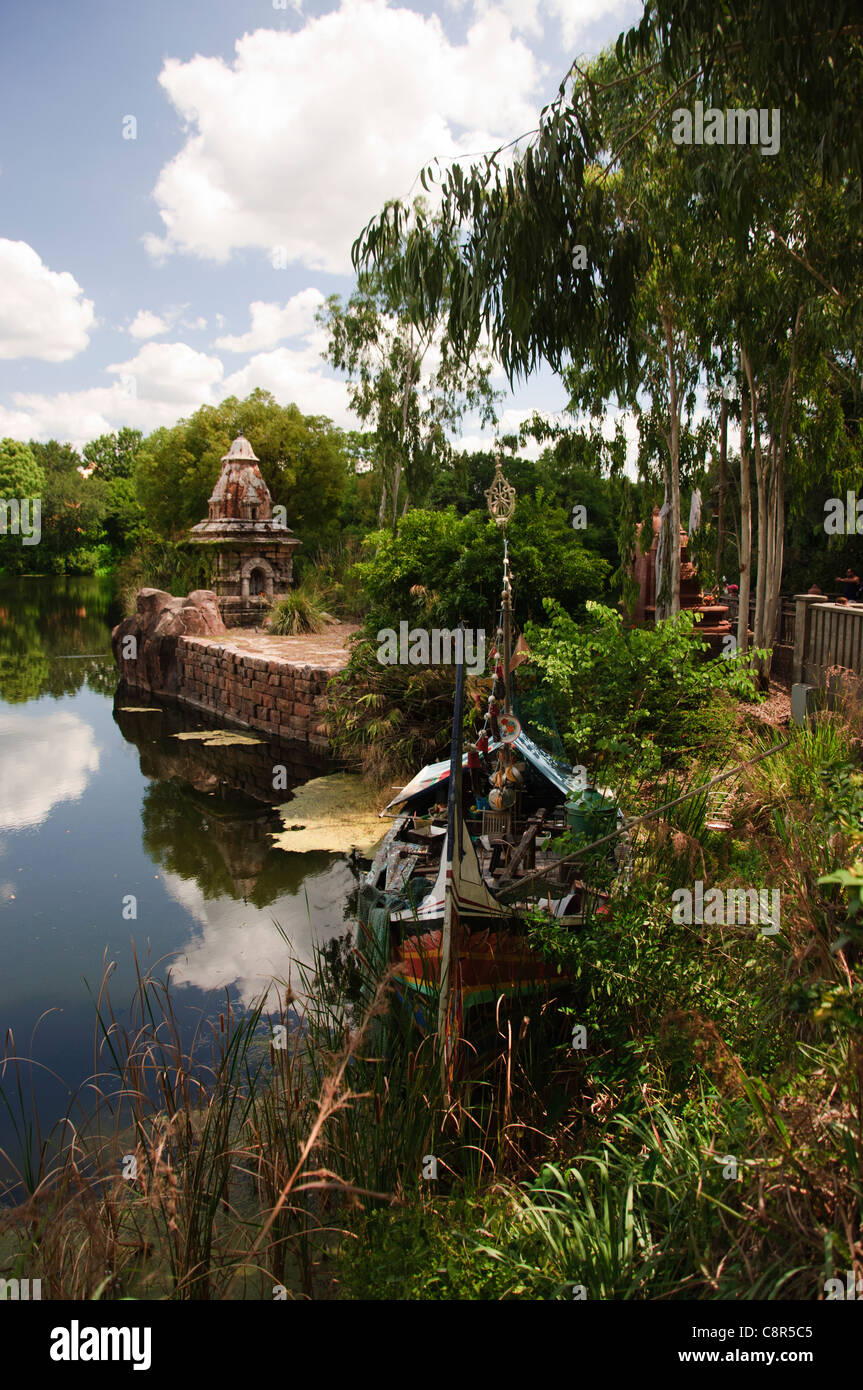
[0,576,357,1170]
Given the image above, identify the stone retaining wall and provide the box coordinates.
[176,636,336,748]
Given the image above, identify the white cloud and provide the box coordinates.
[3,342,225,448]
[0,239,94,362]
[106,341,224,405]
[544,0,642,49]
[472,0,543,37]
[128,306,208,338]
[0,711,100,831]
[144,1,544,273]
[128,309,171,340]
[164,859,355,1008]
[222,347,353,425]
[214,289,325,353]
[0,332,355,447]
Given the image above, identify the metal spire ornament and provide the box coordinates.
[484,447,516,528]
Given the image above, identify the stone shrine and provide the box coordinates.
[190,434,300,627]
[630,506,732,652]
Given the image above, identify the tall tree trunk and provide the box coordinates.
[663,310,681,617]
[761,306,802,678]
[742,349,768,679]
[391,455,402,535]
[715,396,728,583]
[737,381,752,656]
[391,337,417,536]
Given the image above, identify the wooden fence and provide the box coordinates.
[726,594,797,646]
[793,595,863,687]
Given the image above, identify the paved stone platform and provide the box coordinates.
[198,624,359,670]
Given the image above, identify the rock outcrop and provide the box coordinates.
[112,588,226,694]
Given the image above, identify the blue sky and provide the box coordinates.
[0,0,642,454]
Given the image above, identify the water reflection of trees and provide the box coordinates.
[140,780,337,907]
[0,576,122,704]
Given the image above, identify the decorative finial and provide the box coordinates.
[485,446,516,528]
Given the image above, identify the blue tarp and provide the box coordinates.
[382,729,581,813]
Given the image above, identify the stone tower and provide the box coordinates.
[190,434,300,627]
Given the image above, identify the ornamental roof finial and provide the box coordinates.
[484,444,516,527]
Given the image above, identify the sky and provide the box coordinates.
[0,0,643,458]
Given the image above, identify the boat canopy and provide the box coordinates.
[382,729,582,814]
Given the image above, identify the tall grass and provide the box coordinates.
[0,930,566,1298]
[267,583,335,636]
[115,538,216,616]
[3,704,862,1300]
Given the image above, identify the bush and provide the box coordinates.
[115,535,216,614]
[267,585,335,635]
[524,599,762,773]
[349,496,610,635]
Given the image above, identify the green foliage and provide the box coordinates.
[352,498,609,635]
[323,635,457,784]
[115,535,216,614]
[0,438,44,498]
[133,390,350,551]
[337,1201,515,1300]
[82,427,143,480]
[267,585,334,636]
[524,599,761,770]
[322,198,500,531]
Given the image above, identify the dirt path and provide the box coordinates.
[742,677,791,729]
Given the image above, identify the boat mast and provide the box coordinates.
[437,622,466,1090]
[484,443,516,758]
[501,540,512,716]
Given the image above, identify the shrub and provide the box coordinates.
[115,535,215,614]
[267,585,335,636]
[524,599,763,773]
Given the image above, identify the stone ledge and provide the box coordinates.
[173,627,358,746]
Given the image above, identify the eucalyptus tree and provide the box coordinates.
[353,77,642,421]
[619,0,863,200]
[320,201,500,534]
[702,149,863,674]
[353,3,862,635]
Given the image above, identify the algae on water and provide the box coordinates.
[171,731,264,746]
[271,773,385,854]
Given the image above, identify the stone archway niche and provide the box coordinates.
[242,558,275,603]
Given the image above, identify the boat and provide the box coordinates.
[357,458,626,1062]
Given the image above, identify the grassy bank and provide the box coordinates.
[1,692,861,1299]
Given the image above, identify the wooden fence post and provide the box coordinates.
[792,594,814,686]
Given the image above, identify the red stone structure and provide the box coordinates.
[190,434,301,627]
[631,506,732,652]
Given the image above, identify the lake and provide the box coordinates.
[0,576,359,1179]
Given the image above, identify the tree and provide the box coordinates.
[702,149,863,672]
[82,427,143,480]
[351,496,609,636]
[320,201,500,533]
[353,12,862,650]
[0,438,44,499]
[133,390,350,552]
[619,1,863,196]
[0,440,46,574]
